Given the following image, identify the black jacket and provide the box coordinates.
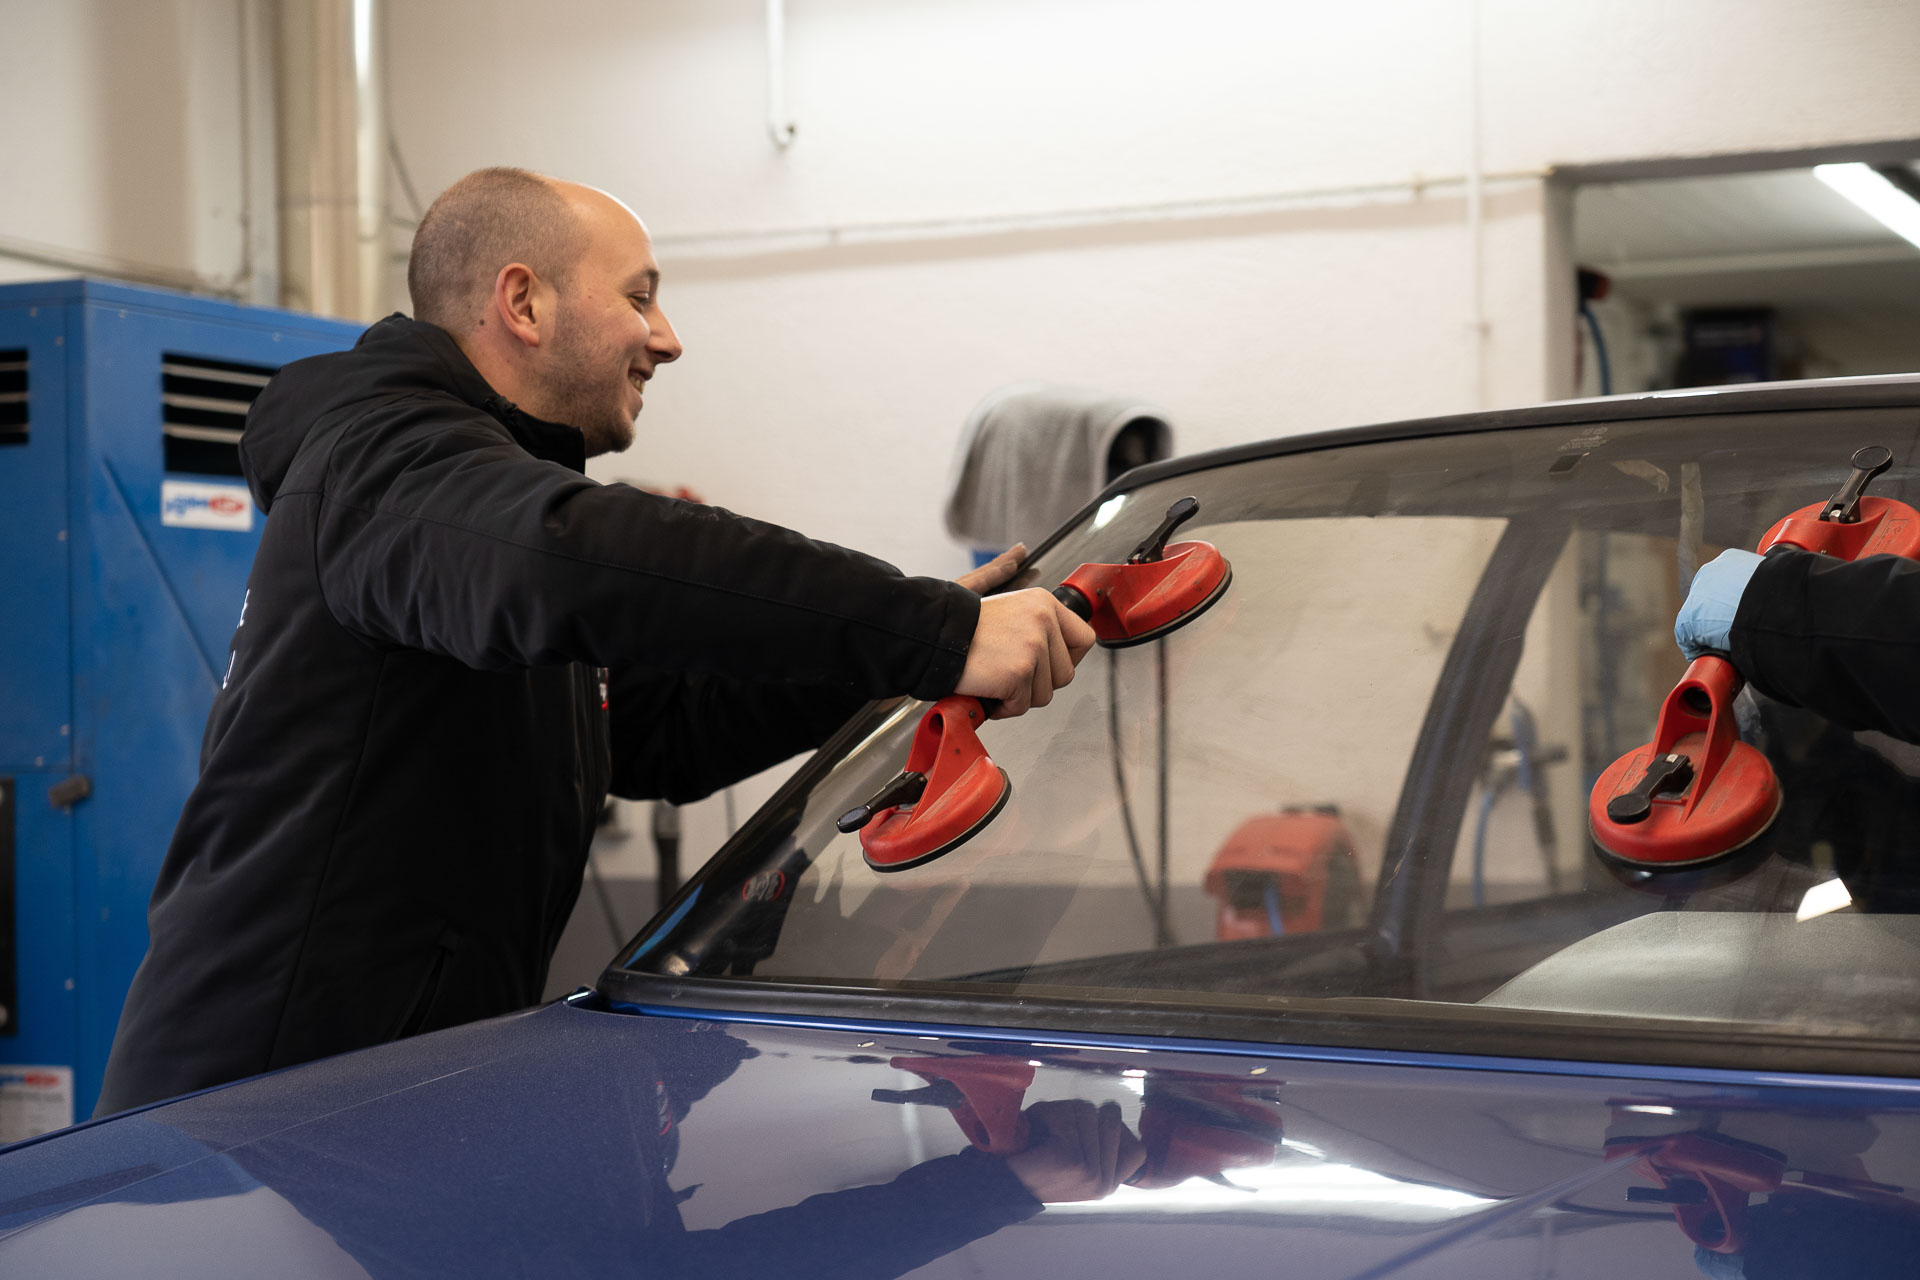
[1732,548,1920,742]
[97,316,979,1113]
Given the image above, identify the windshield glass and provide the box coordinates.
[615,409,1920,1060]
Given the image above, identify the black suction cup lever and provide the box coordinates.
[1604,753,1696,825]
[1129,496,1201,564]
[838,770,928,834]
[871,1079,967,1108]
[1822,445,1895,524]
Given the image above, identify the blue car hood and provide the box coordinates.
[5,998,1920,1278]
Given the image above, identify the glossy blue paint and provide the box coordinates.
[0,282,362,1121]
[4,1001,1919,1277]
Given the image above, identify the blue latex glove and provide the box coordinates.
[1675,549,1764,660]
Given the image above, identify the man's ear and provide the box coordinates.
[491,263,548,348]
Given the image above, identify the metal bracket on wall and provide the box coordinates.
[47,776,90,810]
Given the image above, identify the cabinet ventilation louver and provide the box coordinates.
[0,349,25,445]
[162,353,276,477]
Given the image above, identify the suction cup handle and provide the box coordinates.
[1626,1181,1709,1206]
[1822,445,1894,523]
[1051,582,1094,621]
[871,1080,967,1108]
[1129,496,1201,564]
[838,769,928,833]
[1604,752,1696,825]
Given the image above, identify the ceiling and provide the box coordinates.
[1572,163,1920,313]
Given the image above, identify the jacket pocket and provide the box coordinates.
[394,926,461,1040]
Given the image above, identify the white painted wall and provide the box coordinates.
[372,0,1920,580]
[0,0,274,301]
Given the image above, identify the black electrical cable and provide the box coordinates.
[585,846,627,951]
[387,131,427,223]
[1155,640,1173,946]
[1107,651,1163,940]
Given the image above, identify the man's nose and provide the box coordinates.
[650,310,683,364]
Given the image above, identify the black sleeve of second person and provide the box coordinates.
[1730,549,1920,742]
[676,1148,1043,1280]
[607,664,869,804]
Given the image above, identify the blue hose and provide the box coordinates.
[1581,301,1613,396]
[1263,879,1286,936]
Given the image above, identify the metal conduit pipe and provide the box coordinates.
[275,0,389,321]
[765,0,797,149]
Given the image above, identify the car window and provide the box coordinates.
[617,411,1920,1060]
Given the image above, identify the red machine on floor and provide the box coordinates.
[1203,806,1360,939]
[1590,446,1920,868]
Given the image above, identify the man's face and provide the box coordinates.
[533,192,683,456]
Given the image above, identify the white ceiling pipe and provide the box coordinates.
[275,0,389,321]
[766,0,797,149]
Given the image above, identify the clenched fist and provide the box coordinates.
[1004,1099,1146,1203]
[955,588,1097,718]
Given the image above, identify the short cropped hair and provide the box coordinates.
[407,167,579,332]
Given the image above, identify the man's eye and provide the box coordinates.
[630,294,653,309]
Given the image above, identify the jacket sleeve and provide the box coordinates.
[311,398,977,700]
[678,1149,1043,1280]
[1729,548,1920,742]
[607,664,868,803]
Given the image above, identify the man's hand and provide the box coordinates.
[1677,549,1764,661]
[1004,1100,1146,1204]
[955,589,1097,718]
[956,543,1027,594]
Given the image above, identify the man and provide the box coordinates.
[96,168,1095,1113]
[1677,546,1920,741]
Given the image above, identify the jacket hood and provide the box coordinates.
[239,314,586,511]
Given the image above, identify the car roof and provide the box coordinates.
[1070,372,1920,559]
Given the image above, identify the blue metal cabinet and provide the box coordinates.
[0,280,361,1127]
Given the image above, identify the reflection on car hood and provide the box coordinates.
[4,1000,1920,1278]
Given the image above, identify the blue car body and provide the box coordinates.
[9,378,1920,1278]
[5,998,1919,1277]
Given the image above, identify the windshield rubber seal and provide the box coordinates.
[598,969,1920,1082]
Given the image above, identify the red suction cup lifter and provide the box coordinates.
[1590,657,1781,866]
[1057,495,1233,648]
[841,498,1235,872]
[1590,445,1920,870]
[1606,1132,1785,1255]
[871,1057,1035,1154]
[1129,1078,1284,1190]
[840,697,1010,872]
[1758,446,1920,560]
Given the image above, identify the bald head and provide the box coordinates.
[407,167,580,332]
[413,168,682,454]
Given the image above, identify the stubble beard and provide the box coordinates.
[541,305,640,458]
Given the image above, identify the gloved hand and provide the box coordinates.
[1675,549,1764,660]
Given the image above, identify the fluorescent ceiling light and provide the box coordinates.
[1813,163,1920,251]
